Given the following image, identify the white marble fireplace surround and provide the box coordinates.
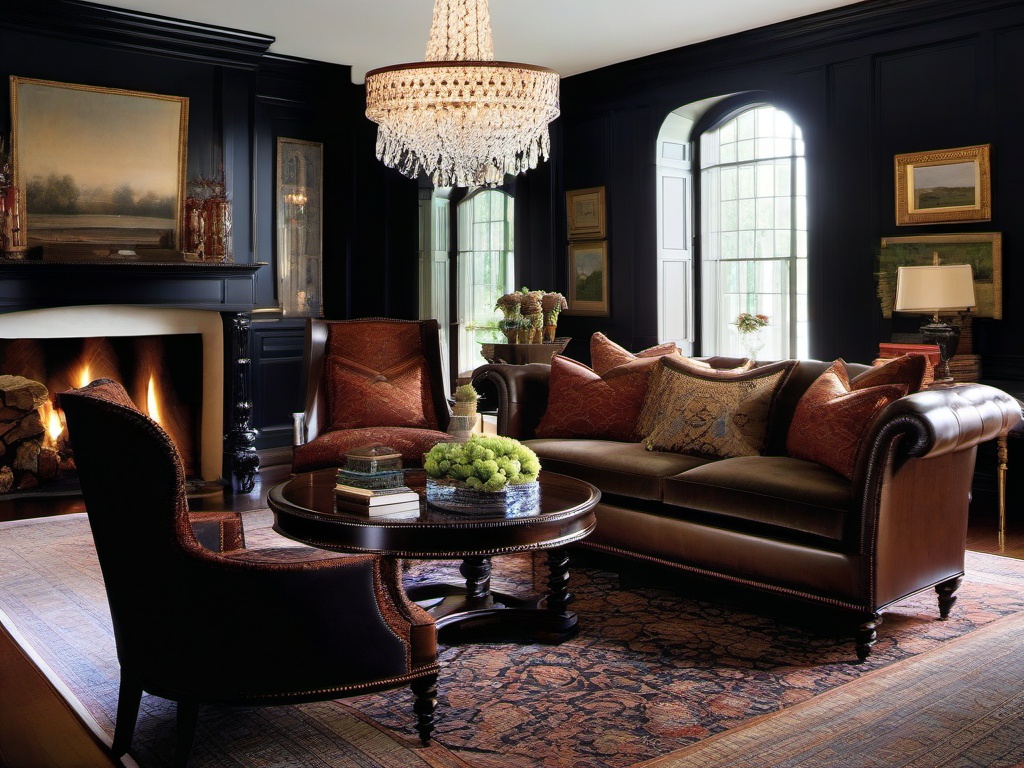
[0,305,223,481]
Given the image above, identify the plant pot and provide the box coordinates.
[425,477,540,517]
[452,401,477,419]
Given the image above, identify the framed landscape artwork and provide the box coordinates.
[566,186,606,240]
[566,241,609,316]
[878,233,1002,319]
[11,76,189,258]
[894,144,990,226]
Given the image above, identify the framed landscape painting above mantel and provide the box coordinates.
[10,76,189,260]
[894,144,991,226]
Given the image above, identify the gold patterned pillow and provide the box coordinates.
[636,357,796,458]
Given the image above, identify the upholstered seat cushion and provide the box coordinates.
[293,427,453,472]
[525,438,711,500]
[662,455,853,543]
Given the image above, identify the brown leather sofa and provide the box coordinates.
[472,359,1023,660]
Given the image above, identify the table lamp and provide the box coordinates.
[893,263,976,382]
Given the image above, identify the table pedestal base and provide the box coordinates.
[406,550,579,645]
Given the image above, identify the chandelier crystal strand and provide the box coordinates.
[365,0,559,188]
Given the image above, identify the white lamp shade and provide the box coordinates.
[894,264,976,314]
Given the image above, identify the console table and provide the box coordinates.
[980,380,1024,541]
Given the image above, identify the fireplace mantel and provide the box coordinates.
[0,261,269,314]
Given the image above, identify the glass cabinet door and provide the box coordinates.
[276,137,323,316]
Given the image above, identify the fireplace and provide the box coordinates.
[0,306,225,489]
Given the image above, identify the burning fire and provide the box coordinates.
[40,400,66,447]
[146,375,162,425]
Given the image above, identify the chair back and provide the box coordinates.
[59,379,201,664]
[300,318,450,443]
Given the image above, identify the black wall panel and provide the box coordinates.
[550,0,1024,377]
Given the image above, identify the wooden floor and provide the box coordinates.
[1,465,1021,768]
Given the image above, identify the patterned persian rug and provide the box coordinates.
[2,510,1024,767]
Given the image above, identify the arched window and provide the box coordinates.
[699,104,807,359]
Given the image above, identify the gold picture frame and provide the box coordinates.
[566,186,606,240]
[878,232,1002,319]
[565,241,609,316]
[11,76,189,256]
[894,144,991,226]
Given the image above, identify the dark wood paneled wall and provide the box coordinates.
[544,0,1024,372]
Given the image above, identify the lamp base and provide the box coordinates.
[921,322,960,382]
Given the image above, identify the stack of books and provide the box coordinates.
[334,482,422,518]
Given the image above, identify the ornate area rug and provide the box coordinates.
[3,510,1024,767]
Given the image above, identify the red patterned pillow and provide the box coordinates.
[326,355,435,430]
[850,354,927,394]
[590,332,680,375]
[786,359,907,479]
[535,355,655,441]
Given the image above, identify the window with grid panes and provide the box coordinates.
[700,105,808,359]
[456,189,514,375]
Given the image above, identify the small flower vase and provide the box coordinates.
[739,328,765,360]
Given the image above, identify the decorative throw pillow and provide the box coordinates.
[850,354,927,394]
[590,332,680,375]
[636,357,796,459]
[535,355,655,441]
[326,354,435,430]
[786,359,908,479]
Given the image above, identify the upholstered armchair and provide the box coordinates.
[59,379,439,767]
[292,318,454,473]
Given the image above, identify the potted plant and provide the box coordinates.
[423,435,541,515]
[735,312,769,360]
[452,383,479,418]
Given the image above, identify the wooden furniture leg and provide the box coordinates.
[998,434,1008,547]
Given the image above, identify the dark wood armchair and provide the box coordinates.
[59,379,439,767]
[292,318,453,473]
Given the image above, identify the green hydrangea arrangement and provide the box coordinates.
[424,435,541,492]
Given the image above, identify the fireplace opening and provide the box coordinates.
[0,334,202,494]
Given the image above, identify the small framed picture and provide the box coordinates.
[565,241,609,316]
[566,186,606,240]
[894,144,991,226]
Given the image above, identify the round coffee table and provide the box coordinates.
[269,469,600,644]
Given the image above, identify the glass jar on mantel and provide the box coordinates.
[0,185,28,259]
[184,195,232,262]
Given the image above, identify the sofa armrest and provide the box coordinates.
[854,383,1021,603]
[863,382,1022,465]
[471,363,552,439]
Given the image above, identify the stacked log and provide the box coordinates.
[0,375,59,492]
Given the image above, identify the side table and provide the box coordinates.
[979,380,1024,542]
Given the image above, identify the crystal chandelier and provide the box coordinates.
[364,0,560,188]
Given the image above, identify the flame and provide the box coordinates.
[78,365,92,388]
[39,401,65,447]
[146,374,161,425]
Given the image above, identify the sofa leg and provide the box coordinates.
[855,613,882,663]
[412,673,438,746]
[936,576,963,620]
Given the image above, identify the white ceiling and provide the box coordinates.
[96,0,864,83]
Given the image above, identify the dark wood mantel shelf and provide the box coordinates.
[0,260,270,314]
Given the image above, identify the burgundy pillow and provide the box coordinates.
[786,359,907,479]
[850,354,927,394]
[535,355,655,441]
[326,355,435,430]
[590,332,680,376]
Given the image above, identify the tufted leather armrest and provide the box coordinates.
[860,382,1022,467]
